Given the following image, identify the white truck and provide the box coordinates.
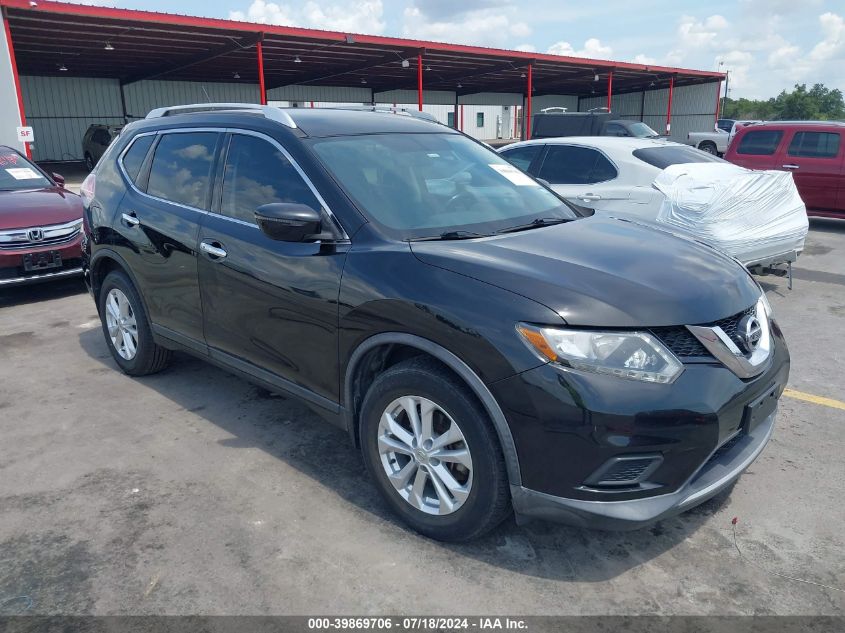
[687,127,729,155]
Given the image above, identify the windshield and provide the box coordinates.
[632,146,726,169]
[628,122,661,138]
[309,133,576,239]
[0,149,51,191]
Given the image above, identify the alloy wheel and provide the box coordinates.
[377,395,473,515]
[105,288,138,360]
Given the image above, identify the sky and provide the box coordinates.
[72,0,844,100]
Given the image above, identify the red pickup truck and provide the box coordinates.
[725,121,845,219]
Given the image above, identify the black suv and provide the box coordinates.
[81,104,789,541]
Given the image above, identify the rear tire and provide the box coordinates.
[699,141,718,155]
[359,357,511,541]
[98,270,171,376]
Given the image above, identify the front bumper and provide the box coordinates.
[0,235,83,287]
[511,408,776,530]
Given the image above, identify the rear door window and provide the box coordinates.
[538,145,618,184]
[736,130,784,155]
[220,134,321,225]
[120,134,155,183]
[787,131,841,158]
[147,132,219,209]
[500,145,543,173]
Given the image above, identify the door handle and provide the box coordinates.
[782,164,800,170]
[121,212,140,227]
[200,241,227,260]
[579,193,602,201]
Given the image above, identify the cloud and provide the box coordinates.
[677,14,729,48]
[547,38,613,60]
[402,2,530,47]
[809,12,844,62]
[514,43,536,52]
[229,0,385,33]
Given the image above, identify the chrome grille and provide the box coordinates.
[0,220,82,250]
[651,305,757,360]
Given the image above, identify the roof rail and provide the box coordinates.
[331,105,440,123]
[145,103,297,129]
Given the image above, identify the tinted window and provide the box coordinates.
[93,129,111,145]
[632,146,724,169]
[147,132,218,209]
[787,131,841,158]
[310,133,575,239]
[605,123,628,137]
[538,145,617,184]
[120,135,154,183]
[476,112,484,127]
[737,130,783,155]
[500,145,543,172]
[221,134,320,224]
[0,148,51,191]
[447,111,455,128]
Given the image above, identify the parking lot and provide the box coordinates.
[0,218,843,616]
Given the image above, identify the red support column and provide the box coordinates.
[256,37,267,105]
[3,11,30,159]
[606,70,613,111]
[526,63,533,140]
[665,75,674,135]
[417,53,423,111]
[714,79,722,122]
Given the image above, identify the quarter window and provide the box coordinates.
[501,145,543,172]
[538,145,618,185]
[787,131,840,158]
[736,130,783,155]
[120,135,155,183]
[147,132,219,209]
[221,134,321,225]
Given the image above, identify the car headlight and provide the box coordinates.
[516,324,684,384]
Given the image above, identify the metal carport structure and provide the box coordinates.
[1,0,725,161]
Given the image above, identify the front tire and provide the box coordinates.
[360,358,510,541]
[98,270,171,376]
[84,152,95,171]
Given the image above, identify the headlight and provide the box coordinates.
[516,324,684,384]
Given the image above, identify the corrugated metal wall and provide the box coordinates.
[21,75,261,161]
[532,95,579,112]
[266,85,370,103]
[578,83,719,142]
[21,76,124,161]
[122,80,260,118]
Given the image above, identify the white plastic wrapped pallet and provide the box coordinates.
[652,163,809,265]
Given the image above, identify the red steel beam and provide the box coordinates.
[257,36,266,105]
[526,62,532,140]
[606,70,613,111]
[665,74,674,135]
[2,8,29,158]
[417,52,423,111]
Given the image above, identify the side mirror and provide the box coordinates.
[254,203,323,242]
[52,173,65,187]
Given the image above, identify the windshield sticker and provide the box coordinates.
[0,153,19,167]
[5,167,41,180]
[489,163,539,187]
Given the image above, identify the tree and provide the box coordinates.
[721,83,844,121]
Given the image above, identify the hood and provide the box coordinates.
[410,215,761,328]
[0,187,83,230]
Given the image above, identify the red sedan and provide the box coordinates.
[0,146,83,287]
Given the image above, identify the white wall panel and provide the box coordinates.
[1,16,25,153]
[458,92,522,106]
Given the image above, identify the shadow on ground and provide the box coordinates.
[75,327,733,584]
[0,277,87,309]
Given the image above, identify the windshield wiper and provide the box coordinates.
[410,230,491,242]
[495,217,571,235]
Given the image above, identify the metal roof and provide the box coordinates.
[1,0,724,97]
